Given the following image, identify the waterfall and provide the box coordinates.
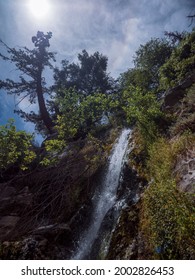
[72,128,131,260]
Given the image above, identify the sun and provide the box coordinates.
[28,0,51,19]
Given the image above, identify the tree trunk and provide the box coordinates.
[37,62,54,134]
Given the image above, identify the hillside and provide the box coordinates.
[0,30,194,260]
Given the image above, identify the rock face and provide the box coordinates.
[0,184,33,241]
[105,160,147,260]
[163,72,195,109]
[175,147,195,193]
[106,203,140,260]
[105,201,148,260]
[0,129,118,259]
[0,170,92,260]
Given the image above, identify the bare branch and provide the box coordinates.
[187,14,195,27]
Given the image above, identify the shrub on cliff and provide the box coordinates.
[160,30,195,90]
[141,135,195,259]
[0,119,36,172]
[122,86,163,146]
[169,83,195,136]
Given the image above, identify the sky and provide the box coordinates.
[0,0,194,142]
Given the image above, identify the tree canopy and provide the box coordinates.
[120,38,173,92]
[0,31,56,134]
[53,50,114,97]
[160,30,195,90]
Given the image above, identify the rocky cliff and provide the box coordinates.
[0,75,194,260]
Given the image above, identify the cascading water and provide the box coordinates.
[72,128,131,260]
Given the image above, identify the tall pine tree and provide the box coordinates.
[0,31,55,134]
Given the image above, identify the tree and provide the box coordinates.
[53,50,114,97]
[133,38,173,90]
[187,14,195,26]
[164,31,186,46]
[159,30,195,90]
[119,67,153,92]
[0,31,55,134]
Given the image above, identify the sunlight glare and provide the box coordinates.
[28,0,51,19]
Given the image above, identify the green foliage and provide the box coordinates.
[79,93,111,131]
[120,68,153,92]
[0,119,36,171]
[0,31,55,134]
[56,89,112,136]
[141,135,195,259]
[134,38,173,70]
[122,86,163,143]
[133,38,173,90]
[41,89,113,166]
[40,138,67,166]
[82,133,106,175]
[56,89,81,139]
[160,30,195,90]
[53,50,114,97]
[169,83,195,136]
[40,89,76,166]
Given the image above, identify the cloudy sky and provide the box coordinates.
[0,0,194,141]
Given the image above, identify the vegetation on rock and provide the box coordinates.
[0,28,195,260]
[0,119,36,172]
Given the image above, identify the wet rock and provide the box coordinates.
[106,203,140,260]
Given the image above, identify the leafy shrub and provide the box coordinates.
[40,138,67,166]
[123,86,163,145]
[0,119,36,171]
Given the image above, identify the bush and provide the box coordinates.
[122,86,163,145]
[0,119,36,171]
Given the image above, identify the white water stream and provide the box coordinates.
[72,128,131,259]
